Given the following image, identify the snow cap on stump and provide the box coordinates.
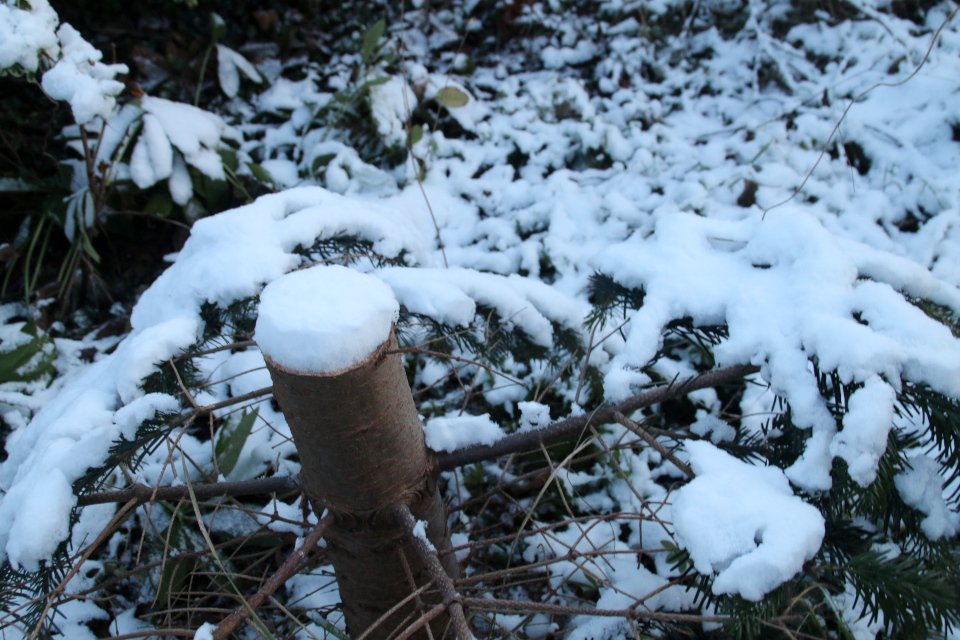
[255,265,400,373]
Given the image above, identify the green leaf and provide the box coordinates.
[332,89,353,104]
[0,322,56,384]
[436,86,469,108]
[409,124,423,146]
[157,555,194,608]
[217,147,239,173]
[313,616,351,640]
[359,76,391,91]
[144,191,174,218]
[216,409,258,477]
[210,13,227,42]
[361,19,386,64]
[311,153,337,175]
[81,233,100,264]
[246,162,275,188]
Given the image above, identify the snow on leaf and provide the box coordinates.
[0,0,59,75]
[129,113,174,189]
[216,44,262,98]
[142,96,227,181]
[40,24,127,124]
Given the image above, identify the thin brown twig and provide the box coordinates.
[354,581,435,640]
[391,347,525,387]
[212,513,334,639]
[396,547,436,640]
[460,597,727,622]
[393,504,472,640]
[102,210,192,230]
[611,412,694,480]
[392,604,448,640]
[105,630,197,639]
[172,385,274,426]
[174,340,257,361]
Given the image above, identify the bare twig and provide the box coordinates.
[393,504,473,640]
[212,514,335,639]
[460,597,726,623]
[393,604,448,640]
[390,347,525,387]
[354,582,436,640]
[611,413,694,480]
[77,476,299,507]
[174,340,257,361]
[105,630,197,639]
[27,499,139,640]
[173,385,274,426]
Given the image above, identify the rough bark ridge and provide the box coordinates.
[265,332,458,640]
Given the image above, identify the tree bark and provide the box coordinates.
[264,331,458,640]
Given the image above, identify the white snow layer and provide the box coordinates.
[256,265,399,373]
[423,414,505,452]
[672,441,825,601]
[895,454,960,540]
[4,0,960,628]
[594,210,960,492]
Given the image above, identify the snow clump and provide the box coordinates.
[255,265,400,374]
[672,441,826,601]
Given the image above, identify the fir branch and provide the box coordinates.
[585,272,645,331]
[842,550,960,638]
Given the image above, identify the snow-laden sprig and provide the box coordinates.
[59,95,234,212]
[0,0,59,76]
[40,24,128,125]
[593,208,960,493]
[1,1,127,123]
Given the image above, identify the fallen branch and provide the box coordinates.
[460,597,727,623]
[75,365,759,506]
[76,475,299,507]
[437,364,760,470]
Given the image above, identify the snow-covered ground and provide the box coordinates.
[1,0,959,637]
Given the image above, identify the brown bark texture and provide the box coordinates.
[265,331,459,640]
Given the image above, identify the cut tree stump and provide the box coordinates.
[257,266,459,640]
